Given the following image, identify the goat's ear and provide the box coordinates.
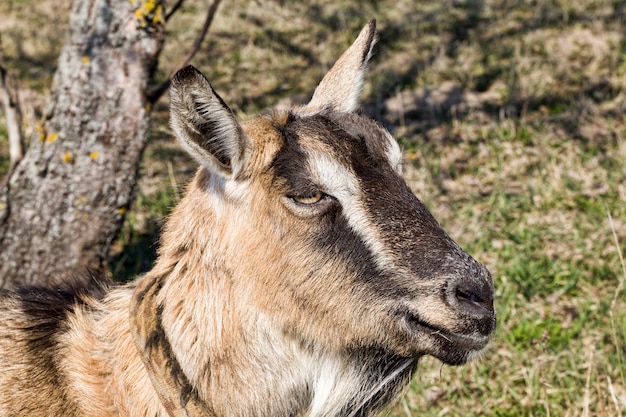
[304,20,377,113]
[170,66,244,177]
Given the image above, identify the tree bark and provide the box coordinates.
[0,35,24,168]
[0,0,166,288]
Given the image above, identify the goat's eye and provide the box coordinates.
[290,191,324,205]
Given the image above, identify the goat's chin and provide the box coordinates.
[400,316,492,366]
[430,343,488,366]
[426,338,491,367]
[430,338,492,367]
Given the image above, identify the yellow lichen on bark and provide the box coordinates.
[36,123,45,142]
[61,151,74,163]
[131,0,163,27]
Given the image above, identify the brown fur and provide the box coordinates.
[0,21,495,417]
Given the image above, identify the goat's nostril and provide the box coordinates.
[454,282,493,313]
[456,288,482,304]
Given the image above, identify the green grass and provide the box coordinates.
[395,111,626,415]
[1,0,625,415]
[108,186,178,281]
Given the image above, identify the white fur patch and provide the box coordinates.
[308,152,398,272]
[308,356,345,417]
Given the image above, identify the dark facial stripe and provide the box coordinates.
[358,167,454,277]
[300,112,460,280]
[271,118,318,196]
[272,116,380,280]
[270,114,410,298]
[314,211,411,299]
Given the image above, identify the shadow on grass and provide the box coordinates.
[109,221,160,283]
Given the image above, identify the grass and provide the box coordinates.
[395,110,626,415]
[1,0,625,415]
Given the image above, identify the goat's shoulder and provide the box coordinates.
[0,272,111,416]
[0,271,110,334]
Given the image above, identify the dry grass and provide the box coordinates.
[1,0,625,415]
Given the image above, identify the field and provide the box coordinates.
[1,0,625,415]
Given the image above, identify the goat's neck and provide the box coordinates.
[145,254,416,417]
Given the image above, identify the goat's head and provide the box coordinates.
[167,20,495,367]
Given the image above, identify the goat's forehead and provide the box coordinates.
[294,113,400,164]
[243,112,401,175]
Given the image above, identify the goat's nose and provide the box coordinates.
[454,277,496,337]
[452,261,494,318]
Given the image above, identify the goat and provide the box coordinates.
[0,20,495,417]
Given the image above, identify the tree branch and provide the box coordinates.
[0,35,24,168]
[148,0,222,104]
[165,0,185,21]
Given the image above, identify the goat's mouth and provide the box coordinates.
[401,312,491,365]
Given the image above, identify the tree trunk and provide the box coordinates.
[0,0,166,288]
[0,35,25,168]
